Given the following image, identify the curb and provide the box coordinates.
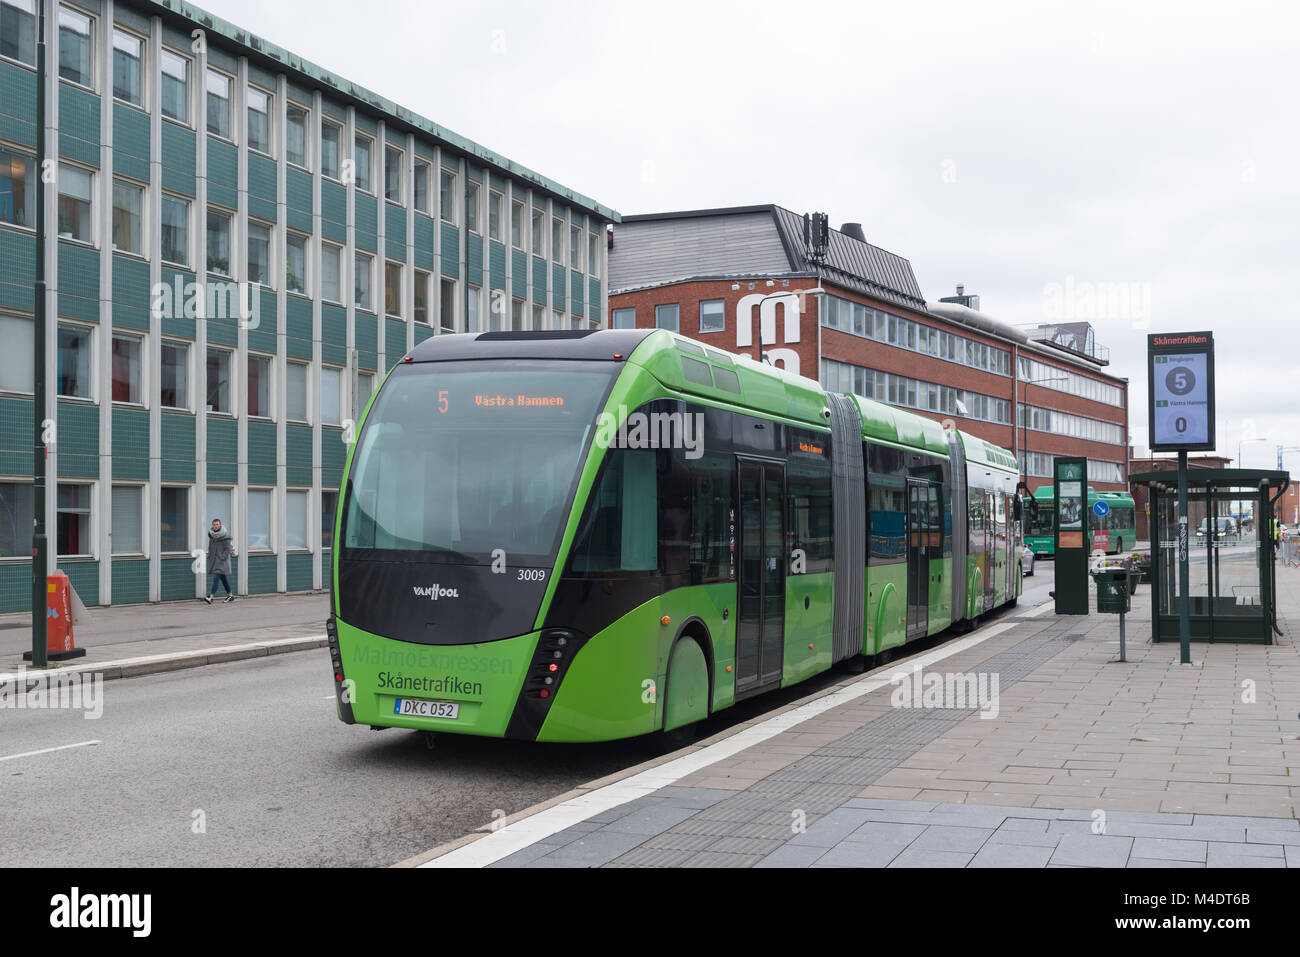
[0,634,328,687]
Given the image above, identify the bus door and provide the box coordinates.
[736,460,786,696]
[907,479,929,640]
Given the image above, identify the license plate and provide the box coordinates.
[393,698,460,719]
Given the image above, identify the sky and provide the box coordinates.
[200,0,1299,470]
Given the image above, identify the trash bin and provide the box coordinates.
[1094,568,1131,614]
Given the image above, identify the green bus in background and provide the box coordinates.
[326,329,1025,744]
[1025,486,1136,556]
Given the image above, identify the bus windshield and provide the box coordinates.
[1027,503,1055,538]
[342,360,615,564]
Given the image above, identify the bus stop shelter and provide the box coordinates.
[1129,469,1289,644]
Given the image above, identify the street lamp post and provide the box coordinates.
[1237,436,1268,469]
[1018,374,1067,480]
[31,0,48,669]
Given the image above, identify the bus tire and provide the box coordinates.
[663,636,710,736]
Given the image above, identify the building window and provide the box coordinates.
[466,284,481,333]
[384,145,403,203]
[414,269,430,325]
[111,180,143,254]
[320,366,342,425]
[439,168,456,224]
[511,198,524,250]
[531,302,544,331]
[699,299,724,333]
[159,48,189,124]
[57,324,91,399]
[0,0,36,66]
[0,481,33,556]
[488,189,503,241]
[356,372,374,416]
[531,205,545,256]
[321,242,342,303]
[321,489,338,550]
[588,231,600,276]
[511,297,524,331]
[111,333,142,404]
[286,102,309,168]
[247,488,272,553]
[0,145,34,227]
[285,231,308,295]
[285,360,308,422]
[57,163,92,242]
[320,117,341,179]
[439,277,456,333]
[160,486,188,553]
[0,314,33,391]
[247,220,271,286]
[612,307,635,330]
[111,485,143,555]
[160,340,188,410]
[385,261,402,317]
[111,28,143,107]
[551,216,564,265]
[205,69,232,139]
[247,353,271,418]
[655,303,679,332]
[206,347,232,414]
[57,5,93,89]
[205,487,232,536]
[354,251,373,310]
[487,288,506,331]
[247,87,272,155]
[466,179,480,233]
[353,133,373,193]
[206,208,232,276]
[160,193,189,266]
[413,159,430,213]
[570,224,583,272]
[56,484,91,557]
[286,489,309,550]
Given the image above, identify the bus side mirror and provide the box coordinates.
[1013,498,1023,523]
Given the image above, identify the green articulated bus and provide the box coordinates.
[1025,486,1136,557]
[327,329,1024,744]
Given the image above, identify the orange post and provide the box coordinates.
[24,572,85,662]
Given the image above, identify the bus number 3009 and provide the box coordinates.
[517,569,547,582]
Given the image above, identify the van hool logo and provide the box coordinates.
[150,276,261,329]
[413,584,460,601]
[595,406,705,460]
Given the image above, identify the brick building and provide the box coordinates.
[0,0,615,611]
[608,205,1128,492]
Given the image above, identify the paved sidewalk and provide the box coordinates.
[0,592,328,682]
[422,567,1300,868]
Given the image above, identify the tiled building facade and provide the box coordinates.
[0,0,616,610]
[608,206,1128,496]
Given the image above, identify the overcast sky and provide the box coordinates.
[203,0,1299,469]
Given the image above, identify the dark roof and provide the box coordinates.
[611,204,925,310]
[407,329,654,363]
[1130,469,1291,490]
[769,206,926,310]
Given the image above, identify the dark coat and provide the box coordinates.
[207,528,234,575]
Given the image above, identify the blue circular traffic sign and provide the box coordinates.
[1093,500,1110,517]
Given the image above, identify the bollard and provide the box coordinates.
[1118,609,1126,662]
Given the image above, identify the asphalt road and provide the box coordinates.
[1,567,1053,867]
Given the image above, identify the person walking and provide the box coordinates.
[206,518,237,604]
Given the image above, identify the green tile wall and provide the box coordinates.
[113,103,150,182]
[161,556,197,601]
[286,552,313,591]
[111,559,149,604]
[56,401,98,478]
[246,554,276,594]
[161,412,196,482]
[286,425,312,486]
[57,86,100,168]
[207,417,237,484]
[111,407,149,480]
[0,61,37,147]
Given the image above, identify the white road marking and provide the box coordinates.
[422,617,1023,868]
[0,740,101,763]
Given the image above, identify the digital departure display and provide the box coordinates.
[1147,332,1215,452]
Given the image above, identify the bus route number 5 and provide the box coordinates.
[438,390,449,413]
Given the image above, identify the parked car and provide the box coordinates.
[1020,544,1035,577]
[1196,517,1235,539]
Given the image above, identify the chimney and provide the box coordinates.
[840,222,866,243]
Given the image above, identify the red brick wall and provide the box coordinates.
[609,277,1129,493]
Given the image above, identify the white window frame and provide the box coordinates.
[159,337,190,412]
[56,320,94,401]
[206,346,235,416]
[55,480,95,559]
[110,330,145,406]
[159,46,192,127]
[0,0,37,69]
[285,487,311,552]
[246,486,274,555]
[159,484,189,554]
[285,359,310,424]
[204,67,234,142]
[320,116,343,181]
[353,131,374,194]
[384,144,403,204]
[246,85,274,157]
[285,101,310,171]
[159,191,191,268]
[246,351,273,421]
[57,3,95,93]
[111,25,145,110]
[110,483,146,557]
